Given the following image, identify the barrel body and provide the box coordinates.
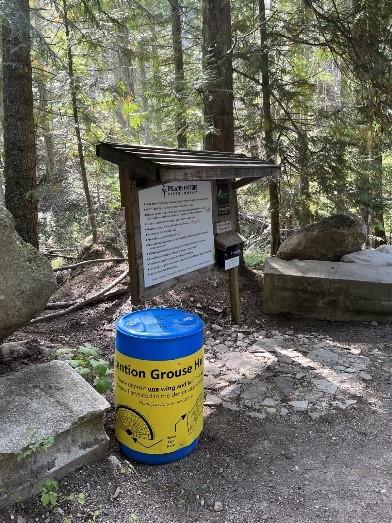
[114,308,204,464]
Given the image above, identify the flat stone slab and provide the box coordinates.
[0,360,110,508]
[263,258,392,321]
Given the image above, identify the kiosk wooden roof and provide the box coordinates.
[96,142,280,185]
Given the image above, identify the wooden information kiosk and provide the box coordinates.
[96,142,280,324]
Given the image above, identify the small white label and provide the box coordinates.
[225,256,240,270]
[216,221,232,234]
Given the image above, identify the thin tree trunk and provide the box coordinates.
[37,79,56,183]
[62,0,98,243]
[371,132,386,246]
[202,0,234,152]
[138,54,150,143]
[2,0,39,247]
[169,0,187,148]
[115,25,136,130]
[259,0,281,255]
[298,134,312,225]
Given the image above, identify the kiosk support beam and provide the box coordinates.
[229,266,241,325]
[119,166,140,305]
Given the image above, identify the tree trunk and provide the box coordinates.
[62,0,98,243]
[115,25,136,130]
[297,134,312,225]
[371,132,386,247]
[37,79,56,184]
[259,0,281,255]
[170,0,187,148]
[202,0,234,152]
[2,0,39,247]
[138,54,150,143]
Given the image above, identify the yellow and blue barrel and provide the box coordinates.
[114,308,204,464]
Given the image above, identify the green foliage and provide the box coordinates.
[67,492,87,505]
[40,480,59,508]
[244,249,267,270]
[6,0,392,251]
[56,344,112,394]
[16,432,55,461]
[87,510,102,522]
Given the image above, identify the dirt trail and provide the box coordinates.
[2,265,392,522]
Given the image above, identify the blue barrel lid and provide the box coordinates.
[116,308,204,340]
[116,308,204,360]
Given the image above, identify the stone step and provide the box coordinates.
[0,360,110,508]
[263,257,392,321]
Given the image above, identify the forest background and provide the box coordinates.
[1,0,392,267]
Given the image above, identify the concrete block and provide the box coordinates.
[263,258,392,321]
[0,361,110,508]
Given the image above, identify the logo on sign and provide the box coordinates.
[161,184,198,198]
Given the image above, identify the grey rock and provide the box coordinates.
[277,354,294,364]
[277,213,366,262]
[0,360,109,508]
[371,320,378,326]
[271,376,295,395]
[211,324,223,331]
[262,398,277,407]
[222,401,240,412]
[248,338,286,353]
[263,257,392,322]
[265,407,277,415]
[237,332,245,341]
[312,378,337,394]
[204,375,216,389]
[220,384,241,400]
[280,407,289,416]
[214,343,230,353]
[246,411,266,420]
[223,351,276,378]
[107,454,123,472]
[241,382,267,401]
[0,205,56,339]
[214,501,224,512]
[308,348,339,365]
[359,372,372,381]
[204,394,222,407]
[289,400,309,412]
[0,340,42,363]
[213,380,230,391]
[204,361,221,377]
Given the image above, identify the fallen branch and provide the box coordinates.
[43,252,77,261]
[46,300,77,310]
[31,271,129,323]
[53,257,127,272]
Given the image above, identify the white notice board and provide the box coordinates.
[139,181,214,288]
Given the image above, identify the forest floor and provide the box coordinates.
[2,262,392,523]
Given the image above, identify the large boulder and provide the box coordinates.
[277,214,366,261]
[0,360,109,507]
[0,206,56,339]
[341,248,392,266]
[78,240,124,261]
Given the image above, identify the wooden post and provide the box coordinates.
[119,166,140,305]
[229,266,241,325]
